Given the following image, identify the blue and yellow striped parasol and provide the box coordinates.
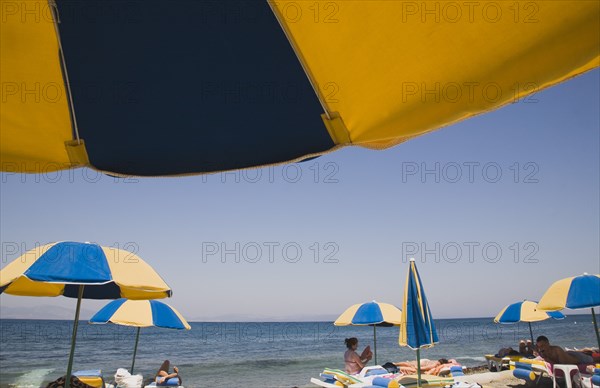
[90,299,190,373]
[494,300,565,343]
[0,241,171,388]
[399,259,439,387]
[537,273,600,349]
[334,301,402,365]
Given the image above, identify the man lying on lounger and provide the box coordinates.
[535,336,594,365]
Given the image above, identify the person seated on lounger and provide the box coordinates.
[519,339,536,357]
[535,336,594,365]
[156,360,182,386]
[344,337,373,374]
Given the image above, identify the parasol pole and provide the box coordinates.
[65,285,85,388]
[528,322,534,344]
[131,326,141,374]
[416,348,422,388]
[373,325,377,365]
[591,307,600,350]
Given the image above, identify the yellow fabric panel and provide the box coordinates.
[272,1,600,147]
[3,276,64,296]
[378,302,402,325]
[0,0,74,172]
[108,300,154,327]
[0,243,57,287]
[103,247,171,299]
[494,306,509,323]
[538,277,573,310]
[77,377,103,388]
[516,301,553,322]
[399,269,410,346]
[333,303,361,325]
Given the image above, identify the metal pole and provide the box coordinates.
[65,285,84,388]
[373,325,377,365]
[591,307,600,351]
[528,322,534,344]
[416,348,422,388]
[131,327,141,374]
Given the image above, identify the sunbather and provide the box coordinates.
[156,360,182,386]
[519,339,536,357]
[496,347,521,357]
[344,337,373,374]
[535,336,594,365]
[394,358,460,375]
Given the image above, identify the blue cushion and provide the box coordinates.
[513,368,535,382]
[365,368,389,377]
[74,370,102,377]
[158,378,180,386]
[513,362,533,370]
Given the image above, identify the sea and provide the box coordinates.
[0,315,597,388]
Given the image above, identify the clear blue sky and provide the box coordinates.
[1,69,598,321]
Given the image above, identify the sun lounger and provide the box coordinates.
[310,366,401,388]
[438,366,466,377]
[511,359,597,388]
[143,383,184,388]
[485,354,524,372]
[45,375,105,388]
[73,370,110,388]
[396,373,455,387]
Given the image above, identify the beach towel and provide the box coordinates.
[114,368,143,388]
[45,375,95,388]
[566,351,595,365]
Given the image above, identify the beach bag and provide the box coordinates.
[114,368,143,388]
[382,362,400,374]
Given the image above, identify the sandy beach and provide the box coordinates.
[460,369,553,388]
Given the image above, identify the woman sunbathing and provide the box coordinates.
[394,358,460,375]
[156,360,182,386]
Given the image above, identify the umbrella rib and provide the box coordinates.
[22,275,113,286]
[48,0,81,143]
[266,0,332,120]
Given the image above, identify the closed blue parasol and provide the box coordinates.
[399,259,439,387]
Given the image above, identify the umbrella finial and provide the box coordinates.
[409,257,416,262]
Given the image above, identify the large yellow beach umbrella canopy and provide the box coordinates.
[1,0,598,176]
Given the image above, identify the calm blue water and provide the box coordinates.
[0,315,596,388]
